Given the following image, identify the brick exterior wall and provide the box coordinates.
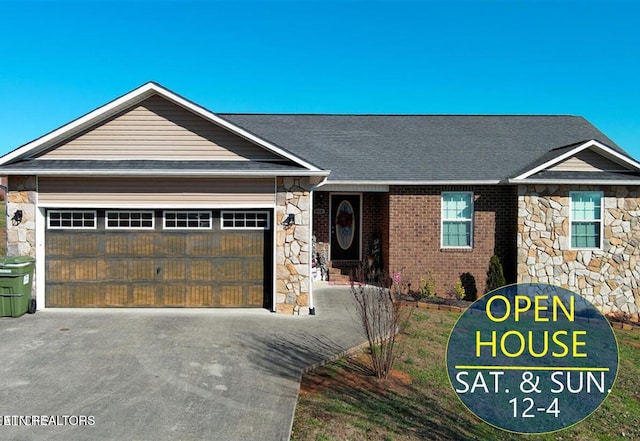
[313,191,330,245]
[311,186,517,297]
[387,185,516,298]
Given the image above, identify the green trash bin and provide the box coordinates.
[0,256,36,318]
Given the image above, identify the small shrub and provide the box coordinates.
[460,272,477,300]
[413,273,436,301]
[452,280,465,300]
[486,255,506,293]
[351,274,408,379]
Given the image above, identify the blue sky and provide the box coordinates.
[1,0,639,158]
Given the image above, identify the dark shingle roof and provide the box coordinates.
[219,114,623,182]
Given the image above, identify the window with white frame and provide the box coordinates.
[106,211,155,229]
[48,210,97,229]
[570,192,602,249]
[441,192,473,248]
[221,211,270,230]
[163,211,212,229]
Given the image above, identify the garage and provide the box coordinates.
[45,209,272,308]
[0,82,323,313]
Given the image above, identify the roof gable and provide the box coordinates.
[0,82,321,171]
[37,95,282,161]
[512,140,640,182]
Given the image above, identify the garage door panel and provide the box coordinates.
[220,260,243,281]
[47,235,71,256]
[127,260,156,281]
[248,286,263,306]
[243,235,264,256]
[73,285,101,306]
[72,237,99,256]
[246,260,263,280]
[45,209,271,308]
[187,285,214,306]
[161,285,187,306]
[186,234,217,256]
[133,285,157,306]
[106,235,129,255]
[131,234,155,256]
[220,286,242,306]
[190,261,215,281]
[221,235,243,255]
[160,235,187,256]
[47,260,70,282]
[46,285,71,307]
[163,261,186,281]
[72,260,98,280]
[104,285,128,306]
[103,260,128,281]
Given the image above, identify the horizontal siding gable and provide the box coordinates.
[548,148,630,172]
[38,95,282,161]
[38,177,275,207]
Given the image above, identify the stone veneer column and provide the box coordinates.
[275,177,312,314]
[517,184,640,317]
[6,176,37,258]
[6,176,38,299]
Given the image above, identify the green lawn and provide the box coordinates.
[292,308,640,441]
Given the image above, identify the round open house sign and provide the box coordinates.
[446,283,618,434]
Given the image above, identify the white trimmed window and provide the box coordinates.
[163,211,212,229]
[106,211,155,229]
[570,192,602,249]
[221,211,270,230]
[48,210,97,229]
[441,192,473,248]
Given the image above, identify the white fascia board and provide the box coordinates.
[320,183,389,192]
[514,140,640,180]
[38,202,277,209]
[320,179,501,186]
[509,178,640,185]
[0,169,330,177]
[0,82,322,172]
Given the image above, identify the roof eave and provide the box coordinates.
[0,169,331,178]
[322,179,502,186]
[509,178,640,185]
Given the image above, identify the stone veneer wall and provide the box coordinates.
[275,177,312,314]
[6,176,37,258]
[517,184,640,317]
[6,176,38,298]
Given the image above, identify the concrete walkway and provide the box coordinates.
[0,284,363,441]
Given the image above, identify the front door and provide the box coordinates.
[330,194,361,261]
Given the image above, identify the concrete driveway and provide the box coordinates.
[0,284,364,441]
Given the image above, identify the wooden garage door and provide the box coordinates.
[45,210,272,308]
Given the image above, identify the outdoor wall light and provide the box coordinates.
[11,209,23,226]
[281,213,295,229]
